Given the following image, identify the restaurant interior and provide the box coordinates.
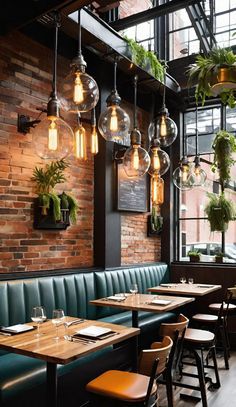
[0,0,236,406]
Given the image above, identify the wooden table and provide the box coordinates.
[90,294,194,327]
[0,318,139,407]
[147,283,222,297]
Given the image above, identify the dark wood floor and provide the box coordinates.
[158,351,236,406]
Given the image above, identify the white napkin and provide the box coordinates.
[160,284,175,287]
[2,324,34,333]
[107,295,126,302]
[151,299,171,306]
[76,326,112,338]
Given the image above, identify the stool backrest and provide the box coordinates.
[138,335,173,377]
[159,314,189,339]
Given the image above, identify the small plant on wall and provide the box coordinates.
[32,159,79,229]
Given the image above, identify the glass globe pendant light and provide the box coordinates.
[98,59,130,142]
[61,9,99,113]
[148,138,170,176]
[91,108,98,155]
[32,13,74,160]
[173,129,195,190]
[148,63,178,147]
[123,75,150,178]
[74,112,87,160]
[192,108,207,187]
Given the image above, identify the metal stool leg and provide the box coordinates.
[193,348,208,407]
[210,346,221,389]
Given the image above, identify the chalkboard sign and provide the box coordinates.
[117,164,148,212]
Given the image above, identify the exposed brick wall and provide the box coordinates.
[0,32,94,273]
[119,0,153,19]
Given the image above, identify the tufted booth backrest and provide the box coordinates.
[95,263,169,318]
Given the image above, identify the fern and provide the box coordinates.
[211,130,236,185]
[204,192,236,232]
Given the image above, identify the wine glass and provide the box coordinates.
[180,276,186,284]
[188,278,194,285]
[130,283,138,295]
[52,309,65,340]
[31,306,46,337]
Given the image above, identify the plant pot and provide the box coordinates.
[189,255,200,262]
[211,67,236,96]
[33,198,70,230]
[147,215,163,236]
[215,256,224,263]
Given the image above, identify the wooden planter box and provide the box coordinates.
[33,198,70,230]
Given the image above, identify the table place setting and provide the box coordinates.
[64,325,119,344]
[146,299,172,306]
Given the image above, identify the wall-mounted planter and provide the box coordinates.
[147,215,163,237]
[33,199,70,230]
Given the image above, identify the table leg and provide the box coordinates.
[132,310,138,328]
[47,362,58,407]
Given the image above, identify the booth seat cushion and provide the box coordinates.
[95,263,169,319]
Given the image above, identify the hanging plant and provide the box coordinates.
[211,130,236,186]
[187,46,236,107]
[149,206,163,235]
[124,36,165,82]
[204,192,236,232]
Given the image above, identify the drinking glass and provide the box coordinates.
[31,306,47,337]
[52,309,65,340]
[180,276,186,284]
[188,278,194,285]
[130,283,138,295]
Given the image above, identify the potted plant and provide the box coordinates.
[211,130,236,187]
[187,46,236,107]
[204,192,236,232]
[148,205,163,236]
[32,159,79,228]
[215,251,224,263]
[124,36,165,82]
[188,250,201,262]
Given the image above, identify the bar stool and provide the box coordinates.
[86,335,173,407]
[192,291,234,369]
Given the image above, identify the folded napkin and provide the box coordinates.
[106,295,126,302]
[76,325,112,338]
[160,284,175,287]
[0,324,35,334]
[150,299,171,306]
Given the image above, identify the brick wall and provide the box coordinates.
[0,32,94,273]
[119,0,153,18]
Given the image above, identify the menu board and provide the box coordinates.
[117,164,148,212]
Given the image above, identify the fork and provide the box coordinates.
[64,335,96,344]
[64,319,84,328]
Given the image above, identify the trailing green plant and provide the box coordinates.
[150,206,163,233]
[211,130,236,185]
[32,160,78,224]
[187,46,236,107]
[124,36,164,82]
[204,192,236,232]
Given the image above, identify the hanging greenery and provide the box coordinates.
[204,192,236,232]
[211,130,236,185]
[32,160,79,224]
[124,37,165,82]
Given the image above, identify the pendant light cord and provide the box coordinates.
[52,12,60,99]
[162,62,167,108]
[77,9,82,57]
[113,59,117,92]
[195,106,199,156]
[133,75,138,128]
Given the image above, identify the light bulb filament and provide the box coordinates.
[133,146,139,170]
[153,149,160,171]
[160,115,167,138]
[182,165,189,183]
[110,106,118,132]
[48,119,58,151]
[152,176,164,205]
[75,126,86,160]
[74,73,84,104]
[91,126,98,155]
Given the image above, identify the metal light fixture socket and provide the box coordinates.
[31,13,74,160]
[123,76,150,178]
[98,59,130,142]
[172,155,194,191]
[148,138,170,176]
[61,9,99,113]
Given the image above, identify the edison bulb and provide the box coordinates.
[172,165,194,190]
[61,70,99,113]
[193,166,207,186]
[91,125,98,155]
[32,115,74,160]
[148,115,178,147]
[74,124,87,160]
[98,105,130,142]
[151,175,164,206]
[123,144,150,178]
[148,146,170,176]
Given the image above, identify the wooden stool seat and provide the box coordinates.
[86,370,157,401]
[192,314,218,323]
[209,303,236,312]
[185,328,215,344]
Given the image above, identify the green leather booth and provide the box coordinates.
[0,263,173,407]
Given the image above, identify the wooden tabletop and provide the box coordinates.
[0,318,140,365]
[90,293,194,313]
[147,283,222,296]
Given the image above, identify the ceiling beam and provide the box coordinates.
[110,0,201,31]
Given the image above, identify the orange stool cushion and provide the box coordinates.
[86,370,157,402]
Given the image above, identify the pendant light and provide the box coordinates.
[74,111,87,160]
[148,63,178,147]
[172,129,194,191]
[91,108,98,155]
[192,108,207,187]
[32,13,74,160]
[98,58,130,142]
[123,75,150,178]
[61,9,99,113]
[148,138,170,176]
[151,174,164,206]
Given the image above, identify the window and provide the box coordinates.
[177,105,236,263]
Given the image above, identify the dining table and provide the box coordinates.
[147,283,222,297]
[90,293,195,328]
[0,317,140,407]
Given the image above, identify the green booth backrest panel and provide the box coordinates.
[95,263,169,319]
[0,273,97,327]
